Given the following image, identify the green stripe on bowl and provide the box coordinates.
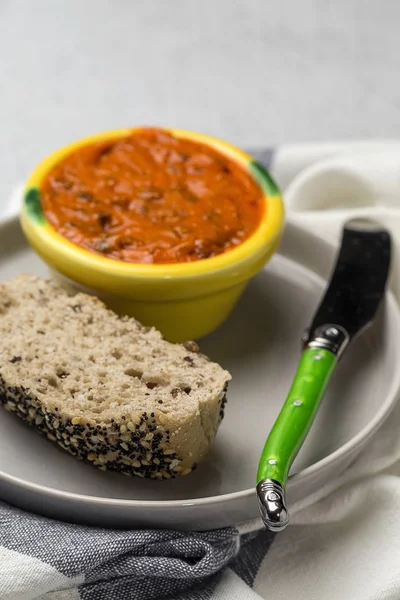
[249,160,280,197]
[24,188,45,224]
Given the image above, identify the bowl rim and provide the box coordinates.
[21,127,284,281]
[0,219,399,512]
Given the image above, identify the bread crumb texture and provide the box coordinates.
[0,275,230,479]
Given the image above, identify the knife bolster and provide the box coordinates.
[303,324,349,359]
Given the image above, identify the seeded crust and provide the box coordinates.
[0,274,230,479]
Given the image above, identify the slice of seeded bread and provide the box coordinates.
[0,274,230,479]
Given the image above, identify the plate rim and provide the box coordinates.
[0,216,399,510]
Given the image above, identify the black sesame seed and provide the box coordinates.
[9,356,22,363]
[146,382,158,390]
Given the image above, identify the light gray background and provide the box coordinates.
[1,0,399,200]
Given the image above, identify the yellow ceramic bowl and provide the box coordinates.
[20,127,284,342]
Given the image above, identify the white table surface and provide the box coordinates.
[1,0,399,201]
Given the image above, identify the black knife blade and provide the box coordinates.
[304,218,391,347]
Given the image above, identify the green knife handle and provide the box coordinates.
[256,348,337,530]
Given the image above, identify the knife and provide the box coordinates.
[256,218,392,532]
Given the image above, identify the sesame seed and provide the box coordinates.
[71,417,81,425]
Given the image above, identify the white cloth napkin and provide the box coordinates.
[5,142,400,600]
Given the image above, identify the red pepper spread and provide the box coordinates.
[41,128,265,264]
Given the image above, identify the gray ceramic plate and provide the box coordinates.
[0,217,399,531]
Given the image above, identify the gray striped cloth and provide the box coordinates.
[0,150,275,600]
[0,502,274,599]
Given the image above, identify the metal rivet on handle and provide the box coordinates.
[267,491,279,502]
[325,327,339,337]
